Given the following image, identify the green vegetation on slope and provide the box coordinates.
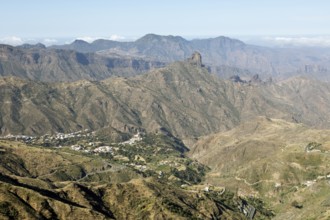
[0,131,249,219]
[191,117,330,219]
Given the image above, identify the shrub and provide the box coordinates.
[291,200,303,209]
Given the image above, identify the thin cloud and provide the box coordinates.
[0,36,24,45]
[108,34,125,41]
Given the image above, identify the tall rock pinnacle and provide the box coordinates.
[188,51,203,66]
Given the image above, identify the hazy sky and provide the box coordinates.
[1,0,330,46]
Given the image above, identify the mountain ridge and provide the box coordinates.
[1,58,330,147]
[3,34,330,83]
[0,43,165,82]
[51,34,330,81]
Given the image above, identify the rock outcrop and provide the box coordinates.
[0,44,165,82]
[188,51,203,66]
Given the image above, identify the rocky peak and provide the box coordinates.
[71,39,90,46]
[188,51,203,66]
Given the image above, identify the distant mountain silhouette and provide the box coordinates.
[51,34,330,81]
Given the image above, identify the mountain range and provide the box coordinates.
[2,34,330,219]
[53,34,330,80]
[2,34,330,83]
[1,57,330,147]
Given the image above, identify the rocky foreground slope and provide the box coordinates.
[0,131,248,220]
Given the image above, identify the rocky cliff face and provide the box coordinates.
[188,51,203,66]
[0,44,165,82]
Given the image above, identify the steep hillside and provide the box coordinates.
[0,44,164,82]
[190,117,330,219]
[1,58,330,145]
[0,61,240,143]
[0,132,246,220]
